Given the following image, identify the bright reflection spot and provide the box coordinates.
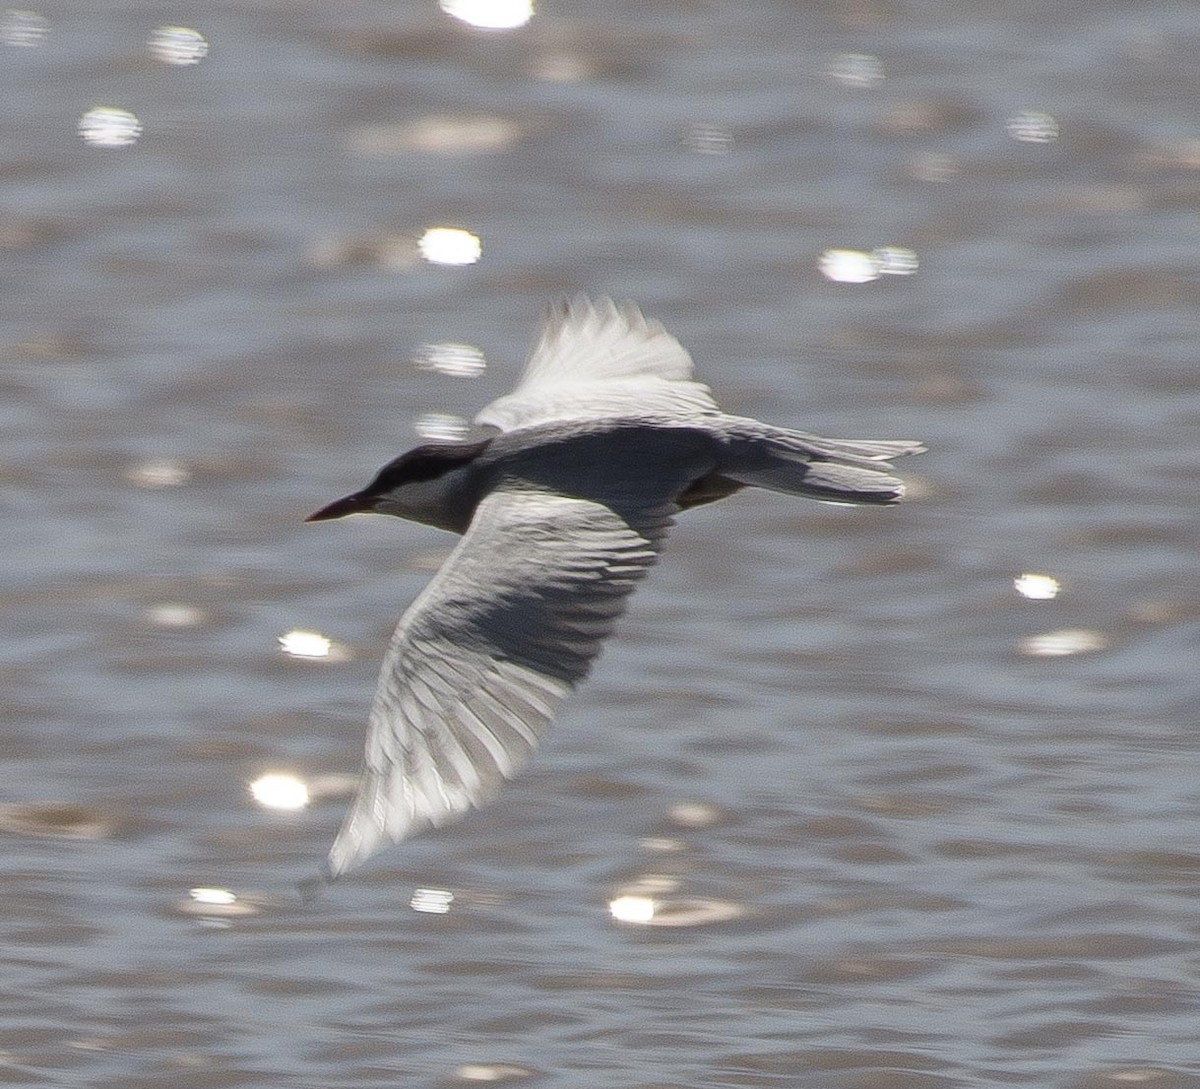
[148,25,209,66]
[278,629,349,661]
[610,894,744,927]
[1020,628,1108,657]
[1014,573,1061,600]
[1007,109,1059,144]
[828,52,884,88]
[455,1064,535,1083]
[278,629,330,658]
[77,106,142,148]
[873,246,919,276]
[250,773,310,811]
[1,8,48,46]
[418,226,482,266]
[819,248,879,284]
[667,800,725,829]
[125,458,189,487]
[411,887,455,914]
[684,122,734,155]
[175,887,261,922]
[819,247,917,283]
[144,603,206,628]
[416,412,470,442]
[414,341,487,377]
[440,0,533,29]
[610,894,657,923]
[190,887,236,905]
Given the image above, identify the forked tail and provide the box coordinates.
[721,422,925,505]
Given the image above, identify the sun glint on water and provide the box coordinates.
[418,227,482,266]
[250,774,311,811]
[439,0,533,29]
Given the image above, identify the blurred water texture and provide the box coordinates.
[2,2,1200,1087]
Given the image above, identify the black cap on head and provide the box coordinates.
[306,436,493,524]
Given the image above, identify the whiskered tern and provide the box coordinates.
[307,297,923,878]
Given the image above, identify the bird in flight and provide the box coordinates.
[307,297,923,879]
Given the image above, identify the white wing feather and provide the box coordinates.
[475,297,720,433]
[326,487,675,877]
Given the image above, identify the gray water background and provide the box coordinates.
[3,2,1200,1086]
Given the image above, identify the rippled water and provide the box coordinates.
[4,3,1200,1087]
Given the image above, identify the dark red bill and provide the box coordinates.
[305,493,373,522]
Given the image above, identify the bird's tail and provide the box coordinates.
[721,422,925,505]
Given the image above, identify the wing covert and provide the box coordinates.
[476,296,720,433]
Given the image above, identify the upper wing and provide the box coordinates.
[326,487,674,877]
[475,296,720,433]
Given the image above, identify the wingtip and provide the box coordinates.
[543,294,650,336]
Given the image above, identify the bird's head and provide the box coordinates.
[307,437,493,532]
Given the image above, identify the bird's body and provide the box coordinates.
[308,298,923,878]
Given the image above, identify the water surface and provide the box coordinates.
[3,2,1199,1086]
